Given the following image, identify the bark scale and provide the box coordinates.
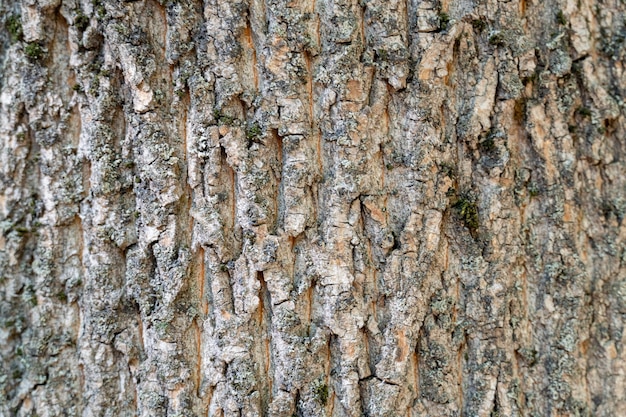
[1,0,625,416]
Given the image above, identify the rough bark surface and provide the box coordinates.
[1,0,625,416]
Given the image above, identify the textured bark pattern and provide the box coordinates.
[1,0,625,416]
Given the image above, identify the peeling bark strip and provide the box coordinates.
[1,0,625,416]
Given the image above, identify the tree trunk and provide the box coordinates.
[1,0,625,415]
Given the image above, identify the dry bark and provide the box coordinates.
[1,0,625,416]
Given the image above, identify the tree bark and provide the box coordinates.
[1,0,625,416]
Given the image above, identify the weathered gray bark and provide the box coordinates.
[1,0,625,415]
